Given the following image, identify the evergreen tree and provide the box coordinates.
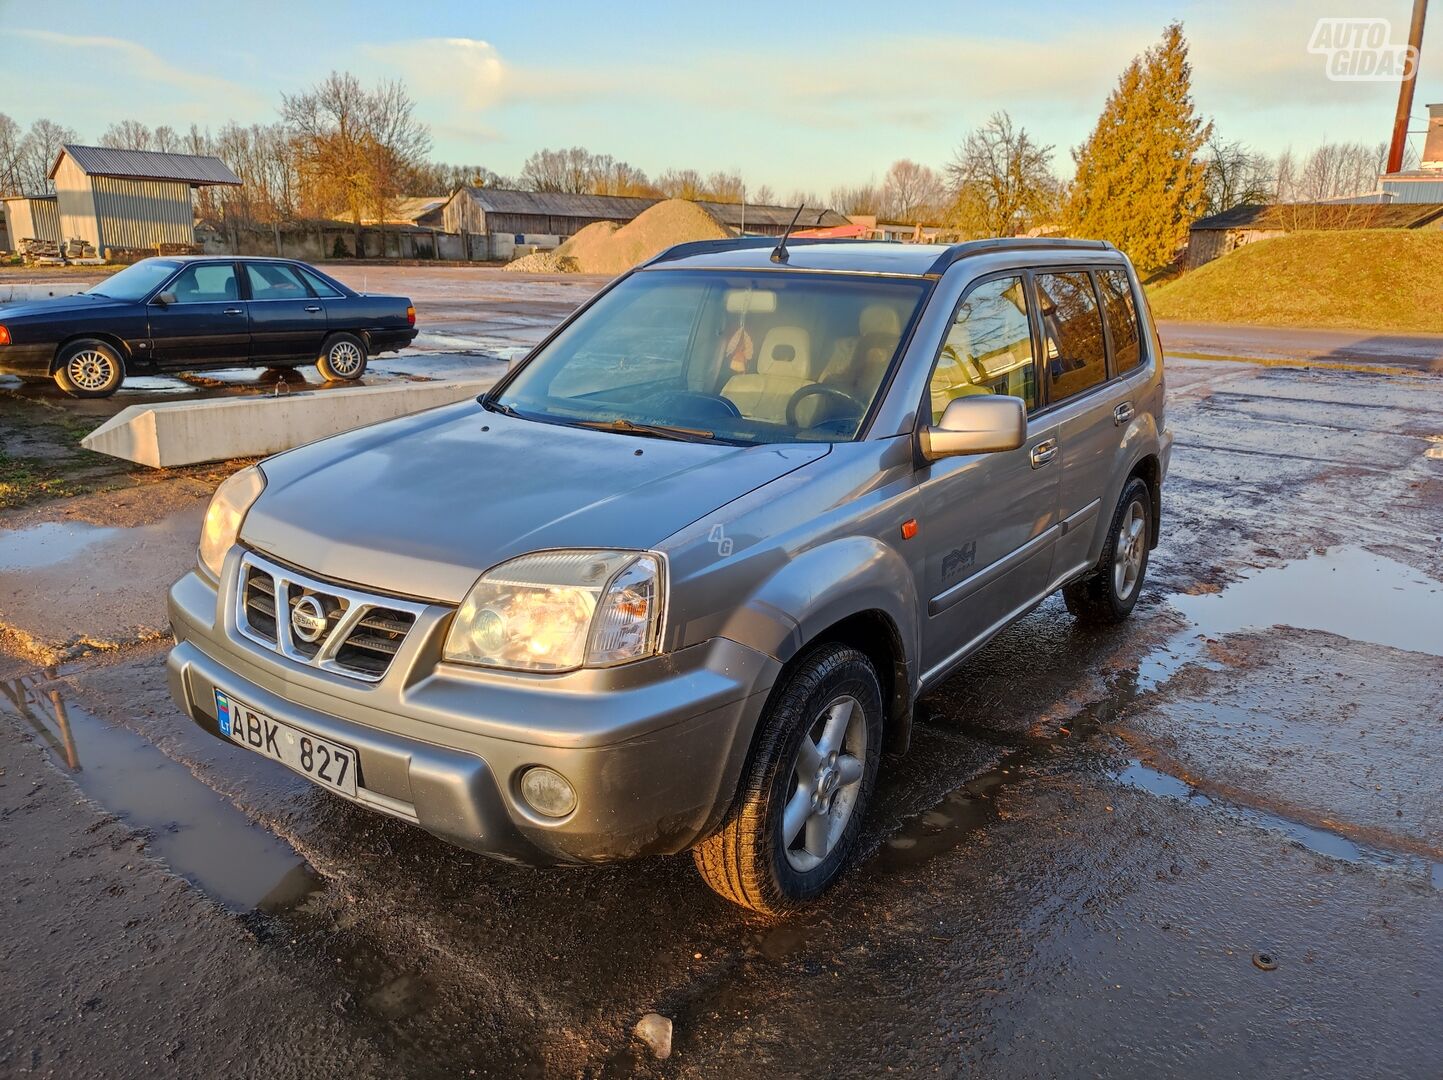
[1064,23,1211,271]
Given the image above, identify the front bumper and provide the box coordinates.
[0,343,54,377]
[167,560,778,865]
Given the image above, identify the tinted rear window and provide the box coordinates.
[1098,268,1142,373]
[1036,272,1107,403]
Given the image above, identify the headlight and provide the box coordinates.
[444,550,664,672]
[198,466,265,580]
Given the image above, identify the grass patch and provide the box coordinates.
[1148,231,1443,333]
[0,450,97,509]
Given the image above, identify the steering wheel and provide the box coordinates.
[786,383,861,428]
[638,389,742,420]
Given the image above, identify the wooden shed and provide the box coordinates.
[1186,201,1443,269]
[48,144,240,255]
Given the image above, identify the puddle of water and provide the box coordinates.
[0,673,324,913]
[1171,546,1443,657]
[0,521,122,572]
[1116,760,1442,890]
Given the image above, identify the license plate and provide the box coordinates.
[215,689,358,797]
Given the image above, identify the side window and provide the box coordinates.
[170,263,238,303]
[298,266,343,299]
[928,275,1036,422]
[246,263,310,301]
[1097,268,1141,373]
[1035,271,1107,403]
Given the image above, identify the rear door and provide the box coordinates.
[918,272,1061,682]
[243,262,327,363]
[1032,269,1129,581]
[147,262,249,366]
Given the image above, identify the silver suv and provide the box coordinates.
[168,237,1170,913]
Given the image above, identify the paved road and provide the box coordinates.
[1158,319,1443,372]
[2,355,1441,1077]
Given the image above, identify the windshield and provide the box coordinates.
[85,259,182,301]
[496,269,930,445]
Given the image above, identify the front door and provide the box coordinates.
[243,262,328,363]
[917,273,1060,683]
[148,262,249,367]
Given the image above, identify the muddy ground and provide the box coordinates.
[1,282,1441,1077]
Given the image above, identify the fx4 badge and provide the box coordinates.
[942,541,977,581]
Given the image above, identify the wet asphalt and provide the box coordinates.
[1,278,1442,1077]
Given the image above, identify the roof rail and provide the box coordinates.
[925,237,1115,276]
[644,235,870,267]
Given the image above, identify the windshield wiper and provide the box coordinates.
[479,396,520,416]
[573,417,714,442]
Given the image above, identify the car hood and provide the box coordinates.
[0,293,123,319]
[242,401,829,603]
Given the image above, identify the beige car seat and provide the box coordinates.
[820,303,904,397]
[721,325,813,424]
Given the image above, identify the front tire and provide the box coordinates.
[1063,476,1152,624]
[54,339,125,398]
[316,333,368,381]
[693,643,882,916]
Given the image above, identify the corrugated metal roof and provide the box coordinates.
[1191,201,1443,231]
[51,145,241,186]
[450,187,848,229]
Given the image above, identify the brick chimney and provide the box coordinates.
[1424,103,1443,170]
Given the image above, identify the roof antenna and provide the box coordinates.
[771,203,806,264]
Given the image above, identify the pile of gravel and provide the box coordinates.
[505,199,729,275]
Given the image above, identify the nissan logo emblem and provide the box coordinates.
[290,595,330,643]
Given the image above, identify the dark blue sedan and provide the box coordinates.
[0,256,418,397]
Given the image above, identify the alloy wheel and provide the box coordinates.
[1113,500,1147,601]
[781,694,868,872]
[327,340,364,376]
[67,349,116,392]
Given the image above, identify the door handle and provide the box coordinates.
[223,307,243,316]
[1029,439,1058,469]
[1113,402,1135,425]
[304,305,321,313]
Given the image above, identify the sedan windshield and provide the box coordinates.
[85,259,181,301]
[495,269,930,444]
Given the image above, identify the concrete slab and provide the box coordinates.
[81,377,498,468]
[0,282,89,305]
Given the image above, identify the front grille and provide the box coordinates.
[236,552,427,682]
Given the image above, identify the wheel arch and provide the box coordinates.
[1126,453,1162,549]
[51,332,131,375]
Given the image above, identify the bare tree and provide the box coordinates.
[283,71,431,251]
[1275,141,1399,202]
[0,113,23,195]
[16,118,77,193]
[153,125,180,153]
[881,159,946,223]
[702,170,746,203]
[1201,133,1274,214]
[520,147,592,193]
[99,120,155,151]
[829,182,884,216]
[586,155,653,197]
[655,168,705,200]
[749,184,776,206]
[946,112,1056,237]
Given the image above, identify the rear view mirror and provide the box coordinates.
[153,291,177,306]
[724,288,777,314]
[919,395,1027,461]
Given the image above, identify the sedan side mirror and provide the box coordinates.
[918,394,1027,462]
[153,291,177,307]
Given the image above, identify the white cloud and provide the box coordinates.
[11,29,258,103]
[366,37,509,110]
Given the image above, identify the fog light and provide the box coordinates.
[520,766,577,818]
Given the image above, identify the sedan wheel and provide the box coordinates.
[54,340,125,398]
[317,334,368,381]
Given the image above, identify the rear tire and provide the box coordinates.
[316,333,367,381]
[692,643,882,916]
[54,339,125,398]
[1063,476,1152,625]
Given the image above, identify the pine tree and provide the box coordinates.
[1064,23,1212,272]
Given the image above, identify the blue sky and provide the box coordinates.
[1,0,1438,193]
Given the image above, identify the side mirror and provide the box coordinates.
[918,394,1027,462]
[153,291,177,307]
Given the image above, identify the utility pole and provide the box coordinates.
[1387,0,1429,174]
